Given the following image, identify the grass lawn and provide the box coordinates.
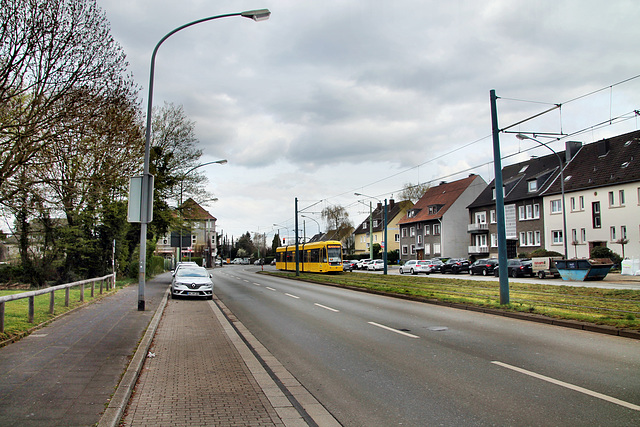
[0,279,133,343]
[265,271,640,331]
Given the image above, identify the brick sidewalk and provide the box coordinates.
[121,298,285,426]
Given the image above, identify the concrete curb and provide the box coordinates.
[97,289,169,427]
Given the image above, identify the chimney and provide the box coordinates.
[597,139,610,157]
[388,199,395,211]
[565,141,582,162]
[377,202,382,211]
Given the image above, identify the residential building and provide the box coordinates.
[398,174,486,260]
[543,130,640,259]
[155,198,218,266]
[467,142,581,259]
[353,199,413,257]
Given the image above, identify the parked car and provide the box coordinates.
[342,260,355,271]
[425,259,444,273]
[367,259,385,271]
[470,258,498,276]
[494,259,534,278]
[170,266,213,300]
[441,258,470,274]
[399,260,431,275]
[356,259,372,270]
[172,261,199,276]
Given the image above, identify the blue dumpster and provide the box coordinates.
[555,258,613,281]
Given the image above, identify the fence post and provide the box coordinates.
[50,291,55,314]
[0,301,4,333]
[91,281,95,298]
[100,279,103,295]
[65,288,70,307]
[80,284,84,302]
[29,296,35,323]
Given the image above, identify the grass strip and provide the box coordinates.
[265,271,640,330]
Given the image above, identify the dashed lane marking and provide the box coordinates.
[314,303,339,312]
[368,322,419,338]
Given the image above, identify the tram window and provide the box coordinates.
[310,249,319,263]
[327,246,341,262]
[322,248,327,263]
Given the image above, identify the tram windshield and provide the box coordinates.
[327,246,342,263]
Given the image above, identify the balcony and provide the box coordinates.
[468,245,489,255]
[467,222,489,233]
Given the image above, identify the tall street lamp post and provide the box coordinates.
[137,9,270,311]
[178,159,227,263]
[354,193,388,275]
[516,134,569,260]
[300,214,321,236]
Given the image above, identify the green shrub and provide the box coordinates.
[590,246,622,265]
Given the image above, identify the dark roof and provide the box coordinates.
[468,151,564,209]
[398,175,480,225]
[181,198,216,221]
[545,130,640,195]
[354,199,413,235]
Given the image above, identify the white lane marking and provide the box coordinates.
[285,293,300,299]
[492,361,640,411]
[243,279,250,283]
[314,303,340,312]
[368,322,419,338]
[252,282,261,286]
[266,287,277,291]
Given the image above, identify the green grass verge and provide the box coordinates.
[265,271,640,330]
[0,279,135,343]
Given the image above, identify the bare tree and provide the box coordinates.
[0,0,137,204]
[399,182,430,203]
[321,204,353,242]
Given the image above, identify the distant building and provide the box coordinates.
[353,199,413,257]
[398,174,486,260]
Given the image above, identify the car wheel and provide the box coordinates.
[470,269,474,275]
[494,270,499,277]
[482,269,488,276]
[511,269,518,278]
[453,267,458,274]
[538,271,545,279]
[410,268,415,275]
[399,268,403,274]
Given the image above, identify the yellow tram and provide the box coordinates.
[275,240,343,273]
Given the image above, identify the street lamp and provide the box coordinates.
[516,134,568,260]
[300,214,321,236]
[178,160,227,263]
[137,9,270,311]
[354,193,388,275]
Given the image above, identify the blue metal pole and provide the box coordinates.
[490,89,510,305]
[383,199,388,275]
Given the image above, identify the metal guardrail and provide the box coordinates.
[0,274,115,333]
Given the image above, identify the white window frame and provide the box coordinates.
[424,225,430,235]
[410,226,415,237]
[610,226,616,241]
[551,199,562,214]
[490,210,496,224]
[433,223,441,235]
[552,230,563,244]
[491,233,498,248]
[528,180,537,192]
[533,203,540,219]
[402,245,408,255]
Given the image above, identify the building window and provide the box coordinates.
[570,197,576,211]
[402,245,408,255]
[580,228,586,243]
[410,227,415,237]
[519,231,526,245]
[433,224,441,235]
[551,199,562,214]
[571,229,577,243]
[433,243,441,254]
[621,225,627,239]
[534,231,541,246]
[579,196,584,210]
[592,202,601,228]
[609,191,615,206]
[610,226,616,241]
[424,244,431,255]
[619,190,625,206]
[491,233,498,247]
[401,227,407,237]
[373,220,378,227]
[395,234,400,242]
[410,245,416,254]
[533,203,540,219]
[475,211,486,224]
[552,230,563,244]
[526,205,533,219]
[424,225,430,235]
[490,210,496,224]
[528,180,538,192]
[417,235,423,245]
[518,206,525,220]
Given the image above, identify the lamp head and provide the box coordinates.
[515,134,530,141]
[241,9,271,21]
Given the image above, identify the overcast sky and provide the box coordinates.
[98,0,640,241]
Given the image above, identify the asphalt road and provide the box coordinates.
[213,265,640,426]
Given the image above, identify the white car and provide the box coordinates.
[367,259,385,271]
[399,260,432,275]
[356,259,372,269]
[170,266,213,299]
